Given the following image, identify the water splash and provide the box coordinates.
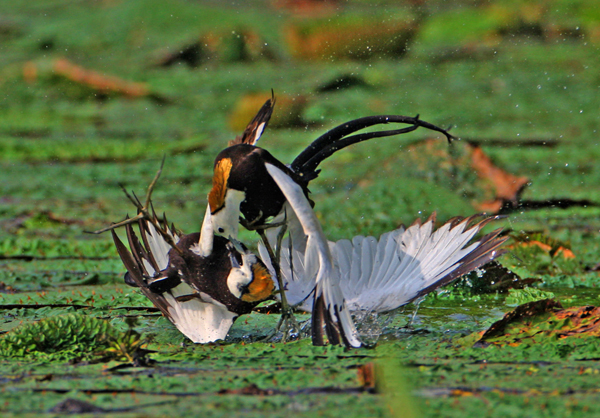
[352,310,384,346]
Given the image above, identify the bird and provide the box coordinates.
[207,94,457,348]
[111,205,275,344]
[109,194,507,345]
[209,95,455,239]
[260,213,508,315]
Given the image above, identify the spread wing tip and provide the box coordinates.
[229,93,276,146]
[311,287,362,348]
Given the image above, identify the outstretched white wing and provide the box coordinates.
[264,163,362,348]
[277,215,507,313]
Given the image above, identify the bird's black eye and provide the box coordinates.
[218,227,225,233]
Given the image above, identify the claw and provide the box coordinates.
[261,308,302,343]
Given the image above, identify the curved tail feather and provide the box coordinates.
[291,114,455,179]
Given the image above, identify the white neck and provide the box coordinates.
[212,189,245,239]
[196,204,214,257]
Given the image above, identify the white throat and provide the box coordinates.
[212,189,245,239]
[192,204,214,257]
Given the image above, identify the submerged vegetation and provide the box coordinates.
[1,0,600,416]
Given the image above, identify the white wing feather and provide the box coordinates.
[135,219,235,344]
[145,221,175,270]
[279,216,501,313]
[164,282,237,344]
[265,163,361,348]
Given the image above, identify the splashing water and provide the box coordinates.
[352,310,384,346]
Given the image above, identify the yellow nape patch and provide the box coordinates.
[242,263,274,303]
[208,158,233,214]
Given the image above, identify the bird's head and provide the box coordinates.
[241,261,274,303]
[225,243,274,303]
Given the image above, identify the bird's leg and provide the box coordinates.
[257,224,300,342]
[240,211,264,229]
[86,157,183,255]
[240,217,287,232]
[242,211,300,341]
[273,221,301,338]
[280,228,303,340]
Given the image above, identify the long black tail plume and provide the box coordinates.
[300,125,419,179]
[291,114,455,178]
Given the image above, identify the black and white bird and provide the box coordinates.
[111,207,274,344]
[207,95,457,348]
[261,214,508,315]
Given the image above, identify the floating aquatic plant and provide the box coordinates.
[0,313,147,363]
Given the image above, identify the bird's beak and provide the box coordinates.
[225,241,242,269]
[228,236,246,254]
